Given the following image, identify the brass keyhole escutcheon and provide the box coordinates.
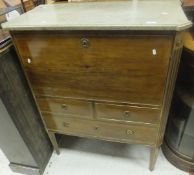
[126,129,135,135]
[81,38,90,48]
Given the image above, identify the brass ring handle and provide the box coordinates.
[61,104,68,110]
[126,129,135,135]
[81,38,90,48]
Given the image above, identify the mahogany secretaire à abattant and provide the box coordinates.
[2,0,192,170]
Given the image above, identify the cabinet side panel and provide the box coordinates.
[157,33,183,146]
[0,99,37,167]
[0,46,52,171]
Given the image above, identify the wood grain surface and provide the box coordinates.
[43,113,158,146]
[11,30,180,171]
[95,102,160,124]
[36,96,93,119]
[13,32,173,106]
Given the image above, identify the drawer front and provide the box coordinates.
[36,97,93,119]
[95,103,160,124]
[43,113,158,145]
[13,33,173,106]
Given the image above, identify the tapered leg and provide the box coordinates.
[48,132,60,155]
[149,146,160,171]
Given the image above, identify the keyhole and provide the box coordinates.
[81,38,90,48]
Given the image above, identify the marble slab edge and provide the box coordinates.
[1,22,193,32]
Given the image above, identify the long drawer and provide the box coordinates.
[43,113,158,145]
[36,97,93,119]
[14,33,173,106]
[95,103,160,124]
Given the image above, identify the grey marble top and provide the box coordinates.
[1,0,192,31]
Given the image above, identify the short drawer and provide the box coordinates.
[95,103,160,124]
[36,97,93,119]
[43,113,158,145]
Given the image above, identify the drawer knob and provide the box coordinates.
[126,129,135,135]
[61,104,68,110]
[81,38,90,48]
[63,122,70,127]
[123,111,130,118]
[94,126,99,130]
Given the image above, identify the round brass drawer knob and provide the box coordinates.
[63,122,70,127]
[123,111,130,118]
[61,104,68,110]
[94,126,99,130]
[126,129,135,135]
[81,38,90,48]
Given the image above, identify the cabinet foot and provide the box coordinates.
[48,132,60,155]
[149,146,160,171]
